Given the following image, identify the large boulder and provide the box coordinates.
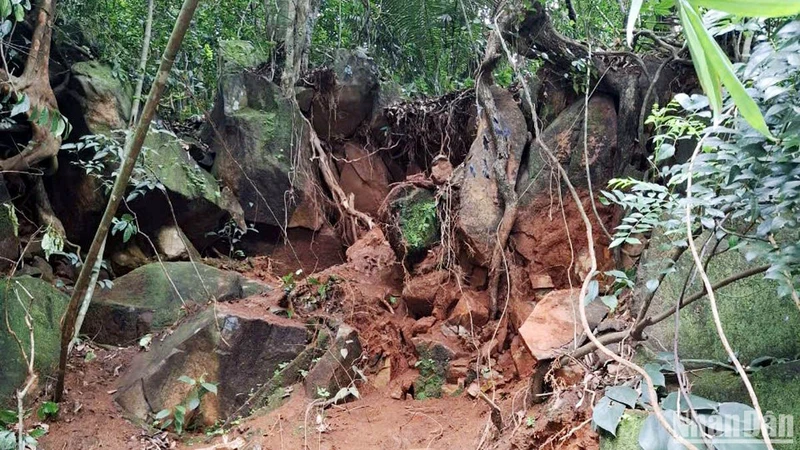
[207,41,317,229]
[132,129,246,247]
[518,94,618,199]
[380,184,440,263]
[518,289,608,360]
[310,49,380,140]
[115,304,310,424]
[637,231,800,363]
[0,277,68,403]
[58,60,133,135]
[458,86,528,265]
[83,262,267,345]
[336,142,391,218]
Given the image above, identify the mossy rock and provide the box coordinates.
[68,61,133,134]
[208,73,313,228]
[600,410,648,450]
[219,40,270,73]
[637,231,800,363]
[83,262,268,345]
[0,178,18,268]
[412,340,451,400]
[382,186,439,263]
[0,277,69,403]
[692,362,800,450]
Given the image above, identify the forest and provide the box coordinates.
[1,0,800,449]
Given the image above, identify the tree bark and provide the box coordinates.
[54,0,201,402]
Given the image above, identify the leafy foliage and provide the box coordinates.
[152,374,218,435]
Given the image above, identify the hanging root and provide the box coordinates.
[306,119,374,243]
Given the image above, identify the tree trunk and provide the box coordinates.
[54,0,201,403]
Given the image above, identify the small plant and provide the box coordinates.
[111,213,138,243]
[37,402,59,421]
[399,198,439,251]
[525,416,536,428]
[316,386,331,399]
[414,358,444,400]
[152,374,218,435]
[280,269,303,292]
[206,219,256,258]
[0,407,48,449]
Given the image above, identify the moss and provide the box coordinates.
[0,277,69,403]
[692,363,800,450]
[141,131,223,204]
[413,344,449,400]
[398,190,439,253]
[600,410,647,450]
[641,231,800,363]
[219,40,269,72]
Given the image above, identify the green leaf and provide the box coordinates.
[626,0,644,46]
[644,363,666,387]
[37,401,59,420]
[605,386,639,408]
[592,396,625,436]
[0,409,16,425]
[584,280,599,305]
[688,0,800,17]
[646,278,660,292]
[712,432,768,450]
[662,391,719,412]
[177,375,196,386]
[201,382,218,395]
[154,409,171,420]
[678,0,723,116]
[11,3,21,21]
[10,94,29,117]
[186,392,200,412]
[680,0,772,137]
[0,0,11,20]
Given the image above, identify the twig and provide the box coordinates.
[684,133,774,448]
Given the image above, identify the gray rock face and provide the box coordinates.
[518,94,618,201]
[115,304,310,424]
[310,49,380,140]
[206,43,315,229]
[458,86,528,265]
[303,324,363,398]
[83,262,267,345]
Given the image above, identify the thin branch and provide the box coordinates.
[684,135,774,448]
[130,0,156,126]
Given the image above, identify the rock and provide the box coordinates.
[388,370,417,400]
[110,241,150,275]
[59,61,132,134]
[518,289,608,360]
[344,227,401,284]
[447,290,490,328]
[599,410,647,450]
[529,273,555,290]
[430,156,453,185]
[519,94,618,199]
[207,42,316,229]
[380,184,440,262]
[512,190,616,288]
[0,176,19,269]
[155,225,201,261]
[371,358,392,390]
[133,130,246,248]
[304,324,363,398]
[401,270,456,318]
[458,86,527,265]
[83,262,267,345]
[412,316,437,336]
[115,304,309,424]
[336,143,391,217]
[510,335,536,378]
[638,231,800,362]
[411,337,455,400]
[1,277,68,403]
[310,49,380,139]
